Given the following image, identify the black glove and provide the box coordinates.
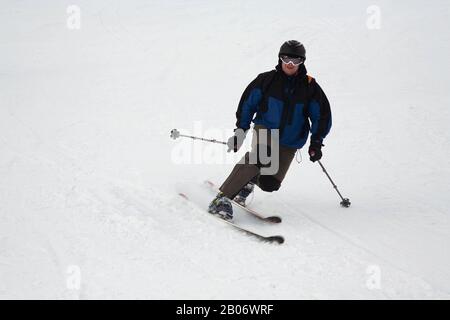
[308,140,323,162]
[227,128,247,152]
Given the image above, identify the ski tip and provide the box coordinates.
[266,236,285,244]
[204,180,214,187]
[178,193,188,200]
[265,216,282,223]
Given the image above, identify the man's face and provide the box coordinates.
[279,55,303,76]
[281,61,299,76]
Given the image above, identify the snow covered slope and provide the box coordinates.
[1,0,449,299]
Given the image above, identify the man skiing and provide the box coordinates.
[208,40,332,220]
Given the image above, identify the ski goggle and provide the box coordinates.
[280,55,304,66]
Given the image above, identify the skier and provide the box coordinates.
[208,40,332,220]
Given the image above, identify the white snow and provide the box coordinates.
[1,0,450,299]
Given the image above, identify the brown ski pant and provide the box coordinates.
[219,125,297,199]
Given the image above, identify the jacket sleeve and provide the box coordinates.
[307,81,332,143]
[235,74,264,130]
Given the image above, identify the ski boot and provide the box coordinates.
[233,180,255,206]
[208,192,233,221]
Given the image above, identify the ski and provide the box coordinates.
[204,180,282,223]
[178,192,284,244]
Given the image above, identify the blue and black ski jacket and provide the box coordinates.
[235,64,332,149]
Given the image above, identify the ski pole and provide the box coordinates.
[317,160,351,208]
[170,129,227,145]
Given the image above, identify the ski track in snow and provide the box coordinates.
[1,0,450,299]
